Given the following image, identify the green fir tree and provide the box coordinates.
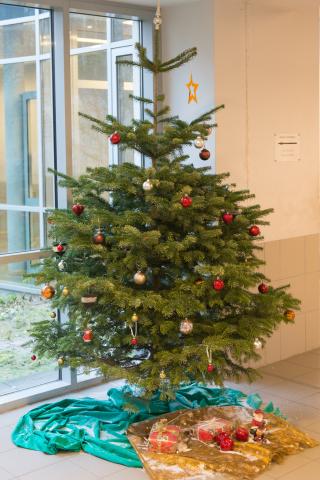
[31,26,299,397]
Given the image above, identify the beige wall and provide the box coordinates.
[162,0,320,363]
[214,0,320,242]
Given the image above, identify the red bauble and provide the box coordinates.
[222,213,234,225]
[258,283,269,294]
[199,148,211,161]
[212,278,224,291]
[93,231,105,245]
[198,429,214,443]
[110,132,121,144]
[235,427,249,442]
[56,244,64,253]
[215,431,228,445]
[31,354,37,361]
[83,329,93,343]
[180,194,192,208]
[220,436,234,451]
[207,363,215,373]
[72,204,85,216]
[249,225,261,237]
[131,337,138,346]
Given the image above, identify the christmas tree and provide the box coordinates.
[31,14,299,397]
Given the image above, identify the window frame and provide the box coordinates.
[0,0,153,410]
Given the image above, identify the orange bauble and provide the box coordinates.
[41,285,55,299]
[285,309,295,321]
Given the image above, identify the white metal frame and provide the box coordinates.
[0,0,154,409]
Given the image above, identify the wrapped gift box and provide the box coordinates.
[196,417,233,443]
[148,420,181,453]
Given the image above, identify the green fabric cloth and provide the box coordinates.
[11,383,271,468]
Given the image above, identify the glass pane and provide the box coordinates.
[117,54,134,164]
[41,59,55,208]
[0,62,37,206]
[27,97,39,200]
[0,211,40,254]
[0,5,35,21]
[71,50,108,176]
[0,21,35,59]
[0,264,58,395]
[112,18,133,42]
[70,13,107,49]
[40,16,51,55]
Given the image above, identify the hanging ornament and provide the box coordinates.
[52,242,67,255]
[194,136,205,149]
[212,277,225,291]
[134,271,147,285]
[222,212,234,225]
[131,313,139,322]
[186,74,199,104]
[57,357,65,366]
[179,318,193,334]
[72,203,85,216]
[81,295,98,306]
[206,346,215,373]
[180,194,192,208]
[62,287,69,297]
[31,354,37,361]
[129,323,138,347]
[50,311,57,319]
[142,179,153,191]
[57,260,66,272]
[160,370,166,380]
[258,283,269,294]
[249,225,261,237]
[110,132,121,144]
[254,338,263,350]
[285,309,295,321]
[41,284,55,300]
[83,328,93,343]
[199,148,211,161]
[153,1,162,30]
[93,229,105,245]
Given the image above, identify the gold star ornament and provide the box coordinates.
[186,74,199,103]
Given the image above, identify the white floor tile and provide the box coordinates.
[0,446,64,476]
[261,360,314,379]
[0,466,14,480]
[0,424,15,453]
[17,459,99,480]
[69,451,124,477]
[274,459,320,480]
[102,467,149,480]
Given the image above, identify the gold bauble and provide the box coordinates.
[159,370,166,380]
[50,311,57,318]
[285,309,295,321]
[132,313,139,322]
[134,271,146,285]
[180,318,193,335]
[194,136,205,149]
[57,357,64,366]
[62,287,69,296]
[41,285,55,300]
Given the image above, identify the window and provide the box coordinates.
[0,2,145,407]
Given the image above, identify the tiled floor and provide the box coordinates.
[2,353,320,479]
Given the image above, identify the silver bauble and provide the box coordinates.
[194,136,205,149]
[142,179,153,191]
[254,338,262,350]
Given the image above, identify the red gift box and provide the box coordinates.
[148,421,181,454]
[196,417,233,443]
